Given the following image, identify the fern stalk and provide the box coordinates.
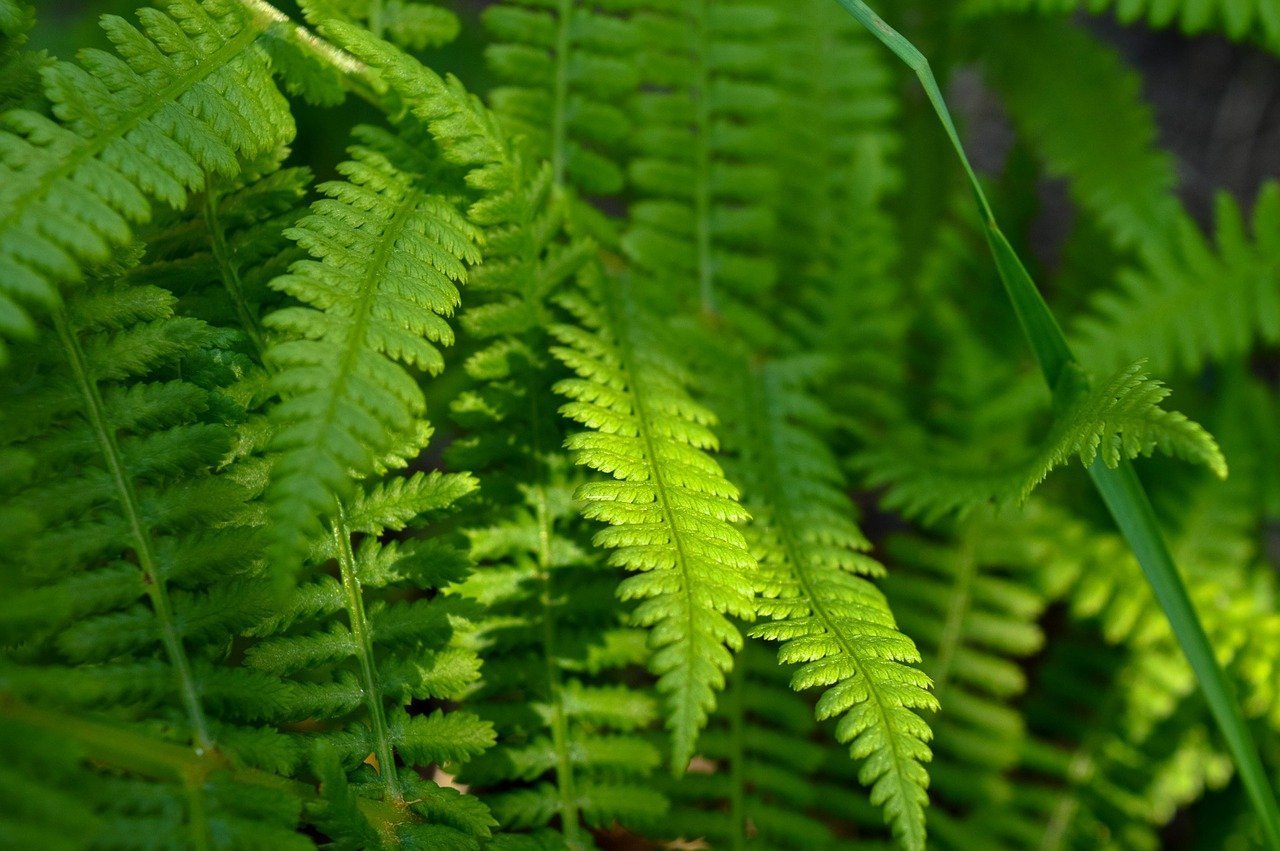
[829,0,1280,844]
[50,304,212,753]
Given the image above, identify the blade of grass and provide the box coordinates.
[830,1,1280,845]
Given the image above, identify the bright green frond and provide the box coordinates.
[862,361,1226,522]
[551,270,758,774]
[718,358,935,851]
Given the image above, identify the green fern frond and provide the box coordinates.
[878,518,1047,848]
[1074,185,1280,376]
[299,0,460,51]
[262,125,481,566]
[484,0,639,195]
[0,0,296,362]
[624,0,780,327]
[550,270,758,774]
[976,17,1178,250]
[714,357,934,851]
[862,361,1226,522]
[964,0,1280,54]
[660,640,880,849]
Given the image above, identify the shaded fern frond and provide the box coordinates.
[879,520,1047,848]
[624,0,780,328]
[454,472,667,843]
[718,357,934,851]
[244,450,500,845]
[0,0,295,362]
[484,0,639,196]
[263,125,481,566]
[661,640,880,849]
[1074,184,1280,376]
[861,361,1226,522]
[551,270,758,773]
[964,0,1280,54]
[977,18,1178,249]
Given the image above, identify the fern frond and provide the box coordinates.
[262,124,481,566]
[861,361,1226,522]
[964,0,1280,54]
[550,270,758,773]
[661,640,881,849]
[878,518,1047,848]
[484,0,638,195]
[624,0,780,328]
[298,0,460,51]
[712,356,934,850]
[0,0,295,362]
[1074,185,1280,376]
[977,17,1178,249]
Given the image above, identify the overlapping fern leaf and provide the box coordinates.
[0,0,296,363]
[242,431,499,846]
[262,124,481,567]
[452,472,666,844]
[711,354,934,850]
[1074,184,1280,376]
[861,360,1226,522]
[550,268,758,773]
[0,254,305,846]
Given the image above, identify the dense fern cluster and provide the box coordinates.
[2,0,1279,847]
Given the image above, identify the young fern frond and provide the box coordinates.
[0,0,295,362]
[963,0,1280,54]
[550,270,758,774]
[1074,184,1280,376]
[861,360,1227,522]
[263,125,481,567]
[718,356,935,851]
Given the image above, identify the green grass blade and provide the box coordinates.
[830,1,1280,845]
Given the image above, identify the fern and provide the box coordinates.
[262,124,481,566]
[1074,184,1280,376]
[660,640,883,848]
[964,0,1280,54]
[715,356,935,850]
[862,360,1226,522]
[975,17,1179,250]
[0,0,296,363]
[551,270,758,773]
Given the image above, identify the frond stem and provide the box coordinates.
[550,0,574,188]
[203,188,265,357]
[51,304,213,753]
[332,502,400,799]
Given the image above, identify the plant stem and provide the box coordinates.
[828,1,1280,844]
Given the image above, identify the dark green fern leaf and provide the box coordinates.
[0,0,295,362]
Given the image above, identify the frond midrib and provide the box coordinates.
[750,371,925,846]
[51,304,212,751]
